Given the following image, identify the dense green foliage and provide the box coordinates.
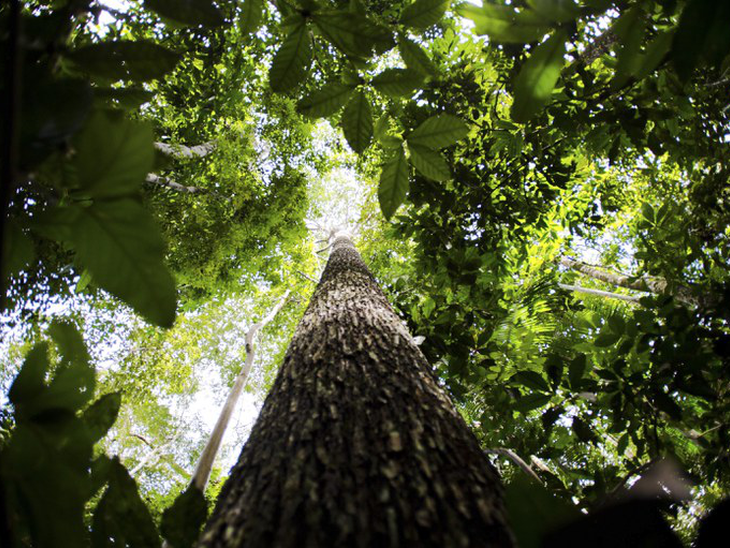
[2,0,730,545]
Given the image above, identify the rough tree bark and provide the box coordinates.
[198,234,514,547]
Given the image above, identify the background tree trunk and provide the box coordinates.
[198,235,514,547]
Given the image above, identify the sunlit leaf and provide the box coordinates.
[398,34,437,76]
[269,20,311,92]
[407,143,450,181]
[407,114,468,149]
[378,149,409,220]
[457,3,552,44]
[371,68,423,97]
[399,0,449,31]
[341,91,373,153]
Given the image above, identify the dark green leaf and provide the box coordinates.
[608,314,625,335]
[568,354,587,390]
[611,6,647,88]
[341,91,373,153]
[371,68,424,97]
[407,143,450,181]
[399,0,449,31]
[269,21,311,92]
[240,0,265,34]
[398,34,437,75]
[94,87,154,110]
[83,393,122,443]
[513,393,552,413]
[654,392,682,421]
[312,11,393,58]
[161,486,208,548]
[572,417,595,443]
[73,110,154,198]
[457,3,552,44]
[8,343,50,409]
[672,0,730,82]
[67,40,181,82]
[526,0,579,23]
[594,332,620,347]
[2,220,35,281]
[407,114,469,149]
[144,0,224,27]
[378,149,409,220]
[296,82,355,118]
[511,31,567,123]
[511,371,551,392]
[42,321,95,413]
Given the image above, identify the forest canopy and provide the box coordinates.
[1,0,730,546]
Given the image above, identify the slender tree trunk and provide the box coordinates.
[560,257,698,307]
[198,235,513,547]
[190,290,290,492]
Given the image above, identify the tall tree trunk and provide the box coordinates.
[198,235,513,547]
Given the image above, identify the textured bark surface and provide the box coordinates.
[198,236,514,548]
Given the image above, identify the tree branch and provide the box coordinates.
[154,140,217,159]
[558,283,642,303]
[485,447,544,485]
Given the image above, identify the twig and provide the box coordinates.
[485,448,544,485]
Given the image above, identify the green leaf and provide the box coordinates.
[161,486,208,548]
[341,91,373,153]
[399,0,449,31]
[594,332,620,347]
[144,0,224,27]
[526,0,579,23]
[8,343,50,409]
[407,143,451,181]
[397,34,437,76]
[83,393,122,443]
[378,149,409,220]
[312,11,393,58]
[240,0,265,34]
[511,31,567,123]
[654,392,682,421]
[611,6,647,88]
[67,40,181,82]
[457,3,552,44]
[504,476,580,548]
[371,68,424,97]
[572,417,595,443]
[511,371,551,392]
[94,87,154,110]
[269,21,312,92]
[608,314,625,335]
[73,110,154,199]
[407,114,469,149]
[297,82,355,118]
[513,393,552,413]
[568,354,586,390]
[672,0,730,82]
[91,458,160,547]
[63,199,177,327]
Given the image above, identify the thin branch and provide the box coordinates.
[154,140,217,159]
[558,283,642,303]
[485,448,544,485]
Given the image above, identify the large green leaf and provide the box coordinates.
[63,199,177,327]
[407,114,468,149]
[144,0,224,27]
[269,21,311,92]
[378,149,409,220]
[240,0,265,34]
[371,68,424,97]
[398,34,437,76]
[510,371,551,392]
[312,11,393,58]
[73,110,154,199]
[526,0,579,23]
[399,0,449,31]
[83,393,122,444]
[341,91,373,153]
[407,143,450,181]
[297,82,355,118]
[457,3,551,44]
[511,31,567,123]
[94,87,154,110]
[8,343,50,410]
[67,40,181,82]
[161,486,208,548]
[672,0,730,82]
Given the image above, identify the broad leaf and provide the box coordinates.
[297,82,355,118]
[399,0,449,31]
[67,40,181,82]
[269,21,311,92]
[2,220,35,281]
[408,143,450,181]
[312,11,393,58]
[73,110,154,198]
[63,199,177,327]
[341,91,373,153]
[144,0,224,27]
[8,343,50,410]
[526,0,579,23]
[672,0,730,82]
[378,149,409,220]
[511,31,567,123]
[398,34,437,76]
[371,68,423,97]
[407,114,468,149]
[457,3,552,44]
[83,393,122,443]
[611,6,647,88]
[240,0,265,34]
[161,486,208,548]
[513,393,552,413]
[94,87,154,110]
[511,371,551,392]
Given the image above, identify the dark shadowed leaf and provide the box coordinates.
[407,143,450,181]
[526,0,579,23]
[568,354,587,390]
[94,87,154,110]
[399,0,449,31]
[371,68,424,97]
[457,3,552,44]
[511,30,567,123]
[240,0,265,34]
[67,40,181,82]
[269,21,311,92]
[144,0,224,27]
[161,486,208,548]
[511,371,551,392]
[695,498,730,548]
[2,220,35,281]
[407,114,468,149]
[341,91,373,153]
[398,34,437,75]
[378,149,409,220]
[8,343,50,410]
[513,393,552,413]
[297,82,355,118]
[83,393,122,443]
[672,0,730,82]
